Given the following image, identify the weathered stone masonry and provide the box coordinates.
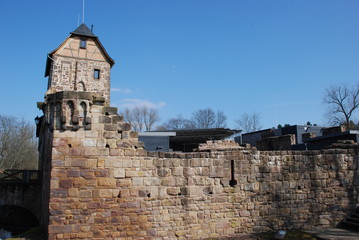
[37,24,359,240]
[39,96,359,239]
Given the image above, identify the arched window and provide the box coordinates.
[79,101,87,128]
[78,81,86,91]
[54,102,62,129]
[49,103,54,125]
[66,101,75,126]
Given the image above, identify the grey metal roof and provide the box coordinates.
[70,23,97,38]
[138,132,176,137]
[304,130,359,142]
[158,128,240,143]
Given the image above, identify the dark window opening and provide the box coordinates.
[94,69,100,79]
[229,160,238,187]
[80,40,87,49]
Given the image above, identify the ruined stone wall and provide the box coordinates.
[44,96,359,240]
[101,148,358,240]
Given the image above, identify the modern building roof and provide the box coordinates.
[303,130,359,150]
[141,128,240,152]
[138,132,176,137]
[166,128,240,144]
[304,130,359,143]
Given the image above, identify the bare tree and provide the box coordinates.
[121,106,160,132]
[189,108,227,129]
[215,110,227,128]
[121,108,139,131]
[0,115,38,170]
[143,107,160,131]
[163,115,192,130]
[323,83,359,128]
[190,108,215,129]
[161,108,227,130]
[235,112,262,133]
[132,107,144,131]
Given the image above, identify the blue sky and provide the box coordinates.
[0,0,358,129]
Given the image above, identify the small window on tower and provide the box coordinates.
[80,40,87,49]
[94,69,100,79]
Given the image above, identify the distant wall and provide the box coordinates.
[257,134,296,150]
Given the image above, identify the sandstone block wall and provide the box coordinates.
[40,95,359,239]
[37,92,359,240]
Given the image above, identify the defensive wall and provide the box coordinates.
[38,94,359,240]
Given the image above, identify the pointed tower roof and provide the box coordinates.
[70,23,97,38]
[45,24,115,77]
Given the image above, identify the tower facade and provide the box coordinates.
[37,24,143,238]
[45,24,114,105]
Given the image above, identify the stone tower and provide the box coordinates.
[37,24,144,239]
[44,23,114,105]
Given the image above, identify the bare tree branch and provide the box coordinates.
[190,108,216,129]
[0,115,38,170]
[189,108,227,129]
[163,115,192,130]
[143,107,160,131]
[323,83,359,128]
[215,111,227,128]
[121,106,160,132]
[162,108,227,130]
[235,113,262,133]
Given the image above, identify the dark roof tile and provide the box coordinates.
[70,23,97,37]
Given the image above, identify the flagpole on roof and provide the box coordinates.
[83,0,85,23]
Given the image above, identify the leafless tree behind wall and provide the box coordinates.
[121,106,160,131]
[162,108,227,130]
[189,108,227,129]
[0,115,38,170]
[235,112,262,133]
[163,115,192,130]
[323,83,359,128]
[215,110,227,128]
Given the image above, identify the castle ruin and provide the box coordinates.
[37,24,359,240]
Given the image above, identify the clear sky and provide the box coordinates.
[0,0,358,130]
